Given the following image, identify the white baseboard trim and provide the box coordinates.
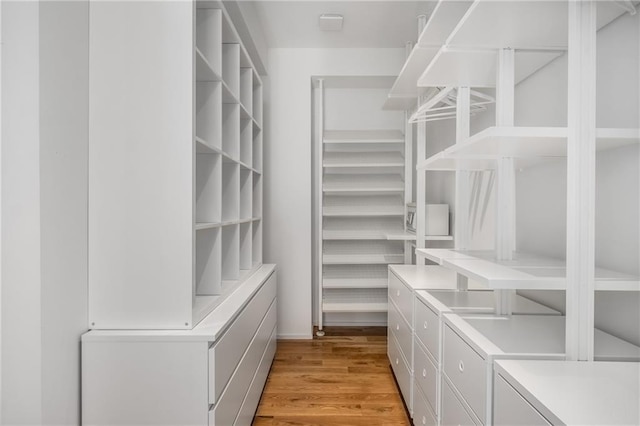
[277,333,313,340]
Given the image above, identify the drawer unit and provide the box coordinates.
[413,338,438,416]
[210,300,277,426]
[493,373,550,426]
[388,269,414,325]
[388,330,412,408]
[209,273,276,404]
[414,296,441,362]
[442,323,488,423]
[388,298,413,366]
[412,382,437,426]
[441,378,478,426]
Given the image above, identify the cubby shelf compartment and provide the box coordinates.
[252,173,262,218]
[252,126,263,172]
[239,222,252,271]
[222,43,240,100]
[221,224,240,283]
[221,161,239,222]
[417,127,640,171]
[252,219,263,267]
[323,129,405,144]
[239,68,253,116]
[196,82,222,150]
[322,288,388,313]
[195,8,222,77]
[323,174,404,193]
[195,152,221,224]
[416,249,640,291]
[222,103,240,160]
[323,240,405,265]
[323,217,404,240]
[240,118,252,166]
[322,264,389,289]
[323,151,405,168]
[195,48,222,83]
[195,227,221,296]
[239,168,252,221]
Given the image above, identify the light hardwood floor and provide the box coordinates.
[253,327,411,426]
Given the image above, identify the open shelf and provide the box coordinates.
[323,240,405,264]
[417,249,640,291]
[252,219,262,266]
[239,222,252,271]
[322,264,389,289]
[240,118,252,166]
[221,161,239,222]
[323,174,404,193]
[195,227,222,295]
[195,8,222,77]
[239,68,253,115]
[323,151,405,168]
[385,47,439,103]
[253,77,263,126]
[252,126,262,172]
[322,288,388,313]
[196,82,222,150]
[222,43,240,100]
[239,168,252,221]
[222,103,240,160]
[417,0,474,47]
[195,48,222,83]
[323,129,404,144]
[195,152,221,224]
[221,224,239,281]
[323,194,404,217]
[417,127,640,171]
[323,217,404,240]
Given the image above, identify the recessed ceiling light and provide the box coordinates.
[319,14,343,31]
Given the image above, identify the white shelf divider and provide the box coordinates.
[252,125,262,172]
[323,217,404,240]
[323,129,404,144]
[240,118,252,167]
[323,240,405,265]
[240,68,253,115]
[195,8,222,76]
[252,173,262,218]
[222,103,240,160]
[323,174,404,193]
[252,219,262,266]
[253,77,263,126]
[323,194,404,217]
[222,43,240,100]
[322,288,388,312]
[221,224,239,281]
[322,264,389,289]
[323,151,405,168]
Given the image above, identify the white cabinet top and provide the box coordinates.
[82,265,276,343]
[416,290,559,316]
[389,265,459,291]
[495,360,640,426]
[444,314,640,362]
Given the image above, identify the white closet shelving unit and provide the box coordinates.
[385,0,639,424]
[315,78,407,332]
[89,0,264,330]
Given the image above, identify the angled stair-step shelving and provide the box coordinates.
[323,240,405,265]
[323,129,404,144]
[322,288,388,313]
[322,265,389,289]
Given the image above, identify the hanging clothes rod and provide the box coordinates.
[409,87,495,123]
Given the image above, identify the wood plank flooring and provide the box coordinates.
[253,327,411,426]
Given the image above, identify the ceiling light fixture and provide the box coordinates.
[319,14,343,31]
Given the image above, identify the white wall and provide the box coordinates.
[265,48,405,338]
[1,1,88,424]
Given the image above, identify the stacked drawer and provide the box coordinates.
[209,272,277,425]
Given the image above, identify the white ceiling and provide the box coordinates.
[248,1,434,48]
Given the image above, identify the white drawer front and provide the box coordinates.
[412,383,437,426]
[414,339,438,415]
[208,273,276,404]
[415,298,440,362]
[389,271,413,326]
[442,324,487,423]
[210,299,277,425]
[388,300,412,366]
[493,374,551,426]
[441,379,478,426]
[388,330,412,410]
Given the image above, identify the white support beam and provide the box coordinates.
[404,110,413,264]
[416,121,427,260]
[495,48,516,314]
[566,0,596,361]
[455,87,471,290]
[316,79,324,335]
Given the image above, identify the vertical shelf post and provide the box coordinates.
[316,79,325,336]
[455,86,471,290]
[566,0,596,361]
[416,120,427,260]
[404,109,413,264]
[494,48,516,315]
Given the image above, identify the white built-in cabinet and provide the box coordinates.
[88,0,263,330]
[386,1,640,425]
[314,78,408,330]
[83,2,274,425]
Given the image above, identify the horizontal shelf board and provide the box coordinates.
[446,0,625,50]
[195,48,222,82]
[322,278,388,289]
[323,130,404,144]
[323,254,404,265]
[388,46,439,99]
[323,218,404,240]
[195,222,221,231]
[323,289,388,312]
[426,235,454,241]
[387,232,452,241]
[323,194,404,217]
[382,96,420,111]
[418,127,640,170]
[195,137,223,154]
[323,206,404,217]
[417,0,474,47]
[323,174,404,193]
[323,151,405,168]
[418,48,563,88]
[322,301,388,313]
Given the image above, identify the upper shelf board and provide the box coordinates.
[418,0,474,47]
[445,0,627,50]
[387,47,439,99]
[417,127,640,170]
[418,48,564,88]
[323,151,405,168]
[323,130,405,144]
